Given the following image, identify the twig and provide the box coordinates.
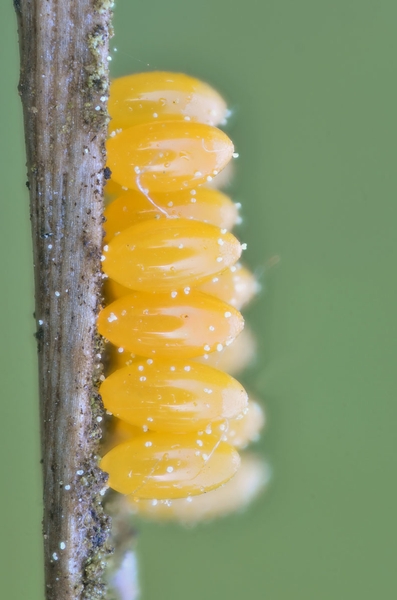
[14,1,114,598]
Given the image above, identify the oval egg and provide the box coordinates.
[106,121,234,193]
[100,359,248,433]
[100,432,240,498]
[102,218,242,292]
[97,290,244,359]
[127,454,268,523]
[103,187,238,242]
[109,71,228,130]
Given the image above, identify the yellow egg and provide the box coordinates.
[109,71,228,130]
[106,121,234,192]
[97,290,244,359]
[103,187,238,242]
[127,454,269,523]
[100,432,240,498]
[102,218,242,292]
[100,358,248,433]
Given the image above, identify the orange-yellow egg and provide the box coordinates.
[198,263,259,309]
[102,218,242,292]
[108,71,228,130]
[97,290,244,359]
[103,187,238,242]
[106,121,234,193]
[100,359,248,433]
[127,453,268,523]
[100,432,240,498]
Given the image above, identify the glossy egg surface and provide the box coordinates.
[102,218,242,292]
[100,358,248,433]
[98,290,244,359]
[100,432,240,498]
[104,187,238,241]
[107,121,234,193]
[109,71,228,130]
[128,454,267,523]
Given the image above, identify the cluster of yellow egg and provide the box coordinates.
[98,72,264,510]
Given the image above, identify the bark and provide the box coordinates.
[14,1,114,598]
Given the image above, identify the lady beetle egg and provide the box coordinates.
[108,71,228,130]
[126,454,268,523]
[100,359,248,433]
[103,187,239,242]
[102,218,242,292]
[106,121,234,193]
[98,290,244,359]
[100,432,240,498]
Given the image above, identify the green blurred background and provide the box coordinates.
[1,1,396,598]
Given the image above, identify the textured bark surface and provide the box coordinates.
[14,1,114,598]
